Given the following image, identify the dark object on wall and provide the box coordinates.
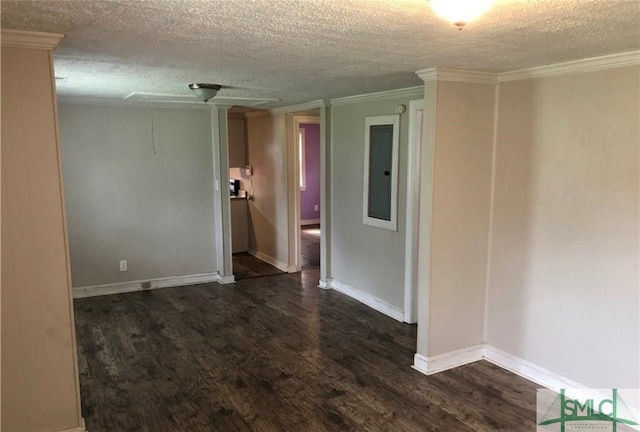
[229,178,240,196]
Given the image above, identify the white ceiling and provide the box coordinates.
[2,0,639,108]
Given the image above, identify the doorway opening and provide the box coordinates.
[301,224,320,270]
[293,116,321,271]
[227,106,286,280]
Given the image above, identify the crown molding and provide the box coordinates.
[124,92,278,107]
[57,96,212,110]
[1,29,64,50]
[415,51,640,85]
[415,68,498,84]
[415,68,438,82]
[437,69,498,84]
[270,99,327,114]
[330,86,424,107]
[499,51,640,82]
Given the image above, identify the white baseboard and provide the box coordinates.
[60,427,86,432]
[327,279,404,322]
[412,353,429,374]
[247,249,289,273]
[60,418,86,432]
[413,343,634,397]
[318,278,332,289]
[482,345,584,392]
[217,274,235,284]
[301,218,320,225]
[412,344,485,375]
[414,345,640,424]
[73,272,220,298]
[485,345,640,422]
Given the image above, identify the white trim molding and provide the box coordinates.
[247,249,289,273]
[415,51,640,85]
[59,422,86,432]
[412,345,486,375]
[482,345,585,391]
[270,99,326,114]
[416,68,498,84]
[57,96,213,110]
[413,353,430,374]
[217,274,236,284]
[59,426,86,432]
[483,346,640,421]
[414,347,640,423]
[415,68,439,83]
[413,344,634,403]
[328,279,404,322]
[73,272,221,298]
[58,417,86,432]
[330,86,424,106]
[403,99,424,324]
[362,114,400,232]
[124,92,279,107]
[301,218,321,225]
[1,29,64,49]
[58,95,280,109]
[499,50,640,82]
[318,278,332,289]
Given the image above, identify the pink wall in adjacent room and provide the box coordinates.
[300,123,320,222]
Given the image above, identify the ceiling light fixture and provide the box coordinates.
[429,0,495,29]
[188,83,222,103]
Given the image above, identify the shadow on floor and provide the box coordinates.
[233,252,284,280]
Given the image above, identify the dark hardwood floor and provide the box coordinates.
[301,224,320,270]
[74,269,537,432]
[233,252,285,280]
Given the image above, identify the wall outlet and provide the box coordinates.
[314,204,319,212]
[119,260,127,272]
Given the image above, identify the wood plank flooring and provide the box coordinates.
[233,252,285,280]
[301,224,320,270]
[74,269,538,432]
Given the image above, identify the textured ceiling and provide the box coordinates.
[2,0,639,108]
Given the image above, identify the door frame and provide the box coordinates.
[210,104,235,283]
[403,99,424,323]
[289,114,320,272]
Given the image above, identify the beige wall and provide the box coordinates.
[427,81,496,355]
[245,112,290,269]
[487,66,640,388]
[58,104,216,287]
[1,39,83,431]
[330,93,422,308]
